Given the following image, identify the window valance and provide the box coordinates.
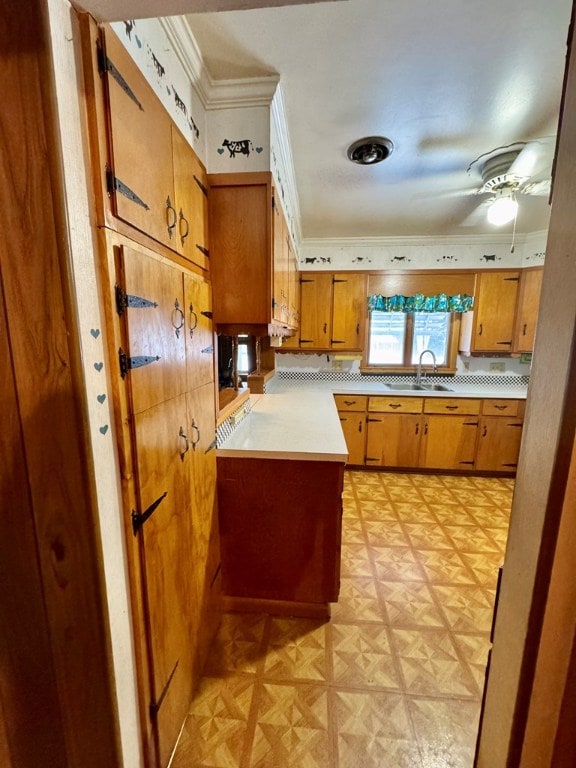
[368,293,474,313]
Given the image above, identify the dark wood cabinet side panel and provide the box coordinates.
[217,458,343,604]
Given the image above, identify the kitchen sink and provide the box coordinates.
[385,383,426,391]
[382,383,454,392]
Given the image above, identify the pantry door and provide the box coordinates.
[116,244,194,766]
[131,396,195,768]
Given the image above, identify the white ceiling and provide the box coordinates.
[76,0,573,240]
[184,0,573,239]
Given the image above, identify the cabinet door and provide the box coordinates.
[365,413,422,468]
[513,268,543,353]
[472,272,520,352]
[331,273,366,349]
[102,28,175,246]
[209,178,272,325]
[420,415,478,470]
[186,382,219,676]
[117,245,186,414]
[184,273,214,391]
[132,395,195,768]
[299,273,332,348]
[172,127,209,271]
[475,416,523,472]
[338,412,366,465]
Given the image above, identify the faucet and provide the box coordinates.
[416,349,437,384]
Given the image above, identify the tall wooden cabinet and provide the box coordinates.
[81,18,220,768]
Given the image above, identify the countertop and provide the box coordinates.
[216,376,528,462]
[216,390,349,462]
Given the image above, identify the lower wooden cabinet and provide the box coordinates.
[366,413,422,467]
[475,416,524,472]
[334,394,367,465]
[419,414,478,470]
[217,457,344,617]
[335,393,524,474]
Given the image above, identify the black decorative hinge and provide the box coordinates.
[332,278,347,283]
[196,244,210,258]
[201,346,214,355]
[106,168,150,210]
[331,339,345,344]
[115,285,158,316]
[97,41,143,111]
[201,310,213,320]
[132,491,168,534]
[149,660,179,720]
[119,348,160,378]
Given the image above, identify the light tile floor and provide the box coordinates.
[171,470,513,768]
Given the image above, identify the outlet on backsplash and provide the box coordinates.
[489,362,506,373]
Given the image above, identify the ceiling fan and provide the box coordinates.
[464,136,555,226]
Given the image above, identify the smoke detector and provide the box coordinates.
[347,136,394,165]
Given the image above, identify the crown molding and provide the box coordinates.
[159,15,279,110]
[271,85,302,244]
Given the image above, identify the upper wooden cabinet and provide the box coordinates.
[83,23,209,271]
[471,271,520,353]
[291,272,366,351]
[208,171,298,334]
[513,267,543,353]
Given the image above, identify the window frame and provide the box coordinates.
[360,311,461,374]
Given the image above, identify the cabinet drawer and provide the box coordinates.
[424,398,481,415]
[334,394,368,412]
[482,399,521,416]
[368,396,423,414]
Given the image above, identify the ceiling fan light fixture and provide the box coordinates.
[347,136,394,165]
[487,189,518,226]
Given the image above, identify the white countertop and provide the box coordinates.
[266,377,528,399]
[216,391,349,462]
[216,376,528,462]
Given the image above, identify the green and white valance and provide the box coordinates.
[368,293,474,313]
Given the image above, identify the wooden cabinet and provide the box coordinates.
[111,239,219,766]
[366,412,422,468]
[476,399,524,472]
[420,414,479,470]
[217,457,344,617]
[513,267,543,353]
[472,271,520,353]
[420,398,480,471]
[90,26,209,272]
[208,172,298,335]
[293,272,365,350]
[334,394,367,465]
[340,393,521,474]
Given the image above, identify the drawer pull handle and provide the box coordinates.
[445,405,458,411]
[482,426,488,437]
[389,403,401,409]
[494,405,507,411]
[343,400,356,406]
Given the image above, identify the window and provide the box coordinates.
[366,311,452,369]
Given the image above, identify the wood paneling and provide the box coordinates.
[0,2,119,765]
[368,271,475,298]
[217,457,344,607]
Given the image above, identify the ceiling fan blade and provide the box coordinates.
[460,199,491,227]
[508,137,555,180]
[520,179,552,196]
